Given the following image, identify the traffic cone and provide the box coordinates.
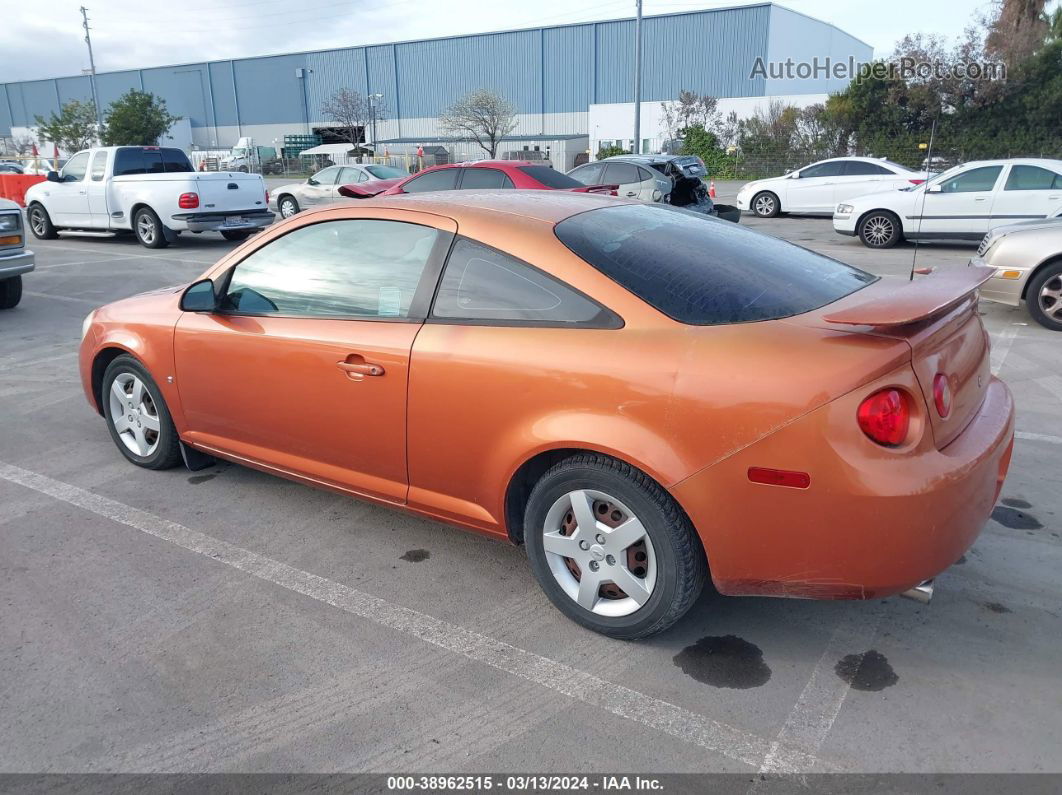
[709,179,717,198]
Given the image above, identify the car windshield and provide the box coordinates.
[519,166,584,188]
[366,165,407,179]
[554,204,877,325]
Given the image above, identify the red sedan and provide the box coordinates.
[338,160,615,199]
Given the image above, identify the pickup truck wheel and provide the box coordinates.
[134,208,169,249]
[101,355,182,470]
[278,196,299,218]
[221,230,251,242]
[27,204,58,239]
[0,276,22,309]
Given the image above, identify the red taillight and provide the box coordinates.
[178,192,199,209]
[909,179,926,185]
[747,467,811,489]
[857,388,911,446]
[933,373,951,418]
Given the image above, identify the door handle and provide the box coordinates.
[78,190,87,195]
[625,191,637,197]
[336,356,385,378]
[975,196,988,201]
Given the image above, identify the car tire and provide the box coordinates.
[751,191,780,218]
[27,203,59,239]
[278,196,299,218]
[1026,261,1062,331]
[221,230,252,242]
[134,207,170,249]
[0,275,22,309]
[858,210,902,248]
[524,453,707,639]
[101,355,182,470]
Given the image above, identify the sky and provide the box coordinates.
[0,0,1002,83]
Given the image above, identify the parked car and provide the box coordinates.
[375,160,617,197]
[736,157,929,218]
[0,198,34,309]
[272,164,409,217]
[79,191,1012,639]
[25,146,274,248]
[567,154,738,220]
[972,215,1062,330]
[834,158,1062,248]
[0,161,25,174]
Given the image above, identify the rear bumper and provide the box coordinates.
[670,375,1014,600]
[0,248,34,278]
[170,209,275,233]
[969,255,1025,307]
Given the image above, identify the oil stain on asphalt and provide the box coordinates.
[835,650,898,691]
[187,473,216,485]
[981,601,1012,614]
[400,549,430,562]
[673,635,771,689]
[991,503,1043,530]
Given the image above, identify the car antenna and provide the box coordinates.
[910,118,937,281]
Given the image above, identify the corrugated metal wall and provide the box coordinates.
[0,3,866,139]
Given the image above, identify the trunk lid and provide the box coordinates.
[191,172,268,211]
[817,266,993,449]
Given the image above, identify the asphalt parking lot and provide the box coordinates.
[2,198,1060,776]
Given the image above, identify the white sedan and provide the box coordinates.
[271,163,409,218]
[833,158,1062,248]
[735,157,927,217]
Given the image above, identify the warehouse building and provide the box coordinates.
[0,3,870,168]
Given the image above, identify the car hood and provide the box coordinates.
[987,215,1062,237]
[844,186,920,210]
[739,176,787,192]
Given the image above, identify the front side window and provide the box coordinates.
[554,204,875,326]
[459,168,514,189]
[90,151,108,181]
[60,151,90,182]
[431,237,616,326]
[402,169,459,193]
[1004,165,1062,191]
[310,166,341,186]
[799,161,845,179]
[222,219,441,319]
[937,166,1003,193]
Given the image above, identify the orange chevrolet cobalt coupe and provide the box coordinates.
[79,192,1014,638]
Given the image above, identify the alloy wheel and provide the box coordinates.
[30,209,46,236]
[541,489,657,617]
[863,215,894,246]
[108,373,161,457]
[753,194,775,216]
[136,214,156,245]
[1039,275,1062,322]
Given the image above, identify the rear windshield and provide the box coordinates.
[520,166,584,188]
[366,165,407,179]
[114,147,193,176]
[554,204,876,325]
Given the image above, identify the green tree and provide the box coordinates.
[34,99,98,153]
[679,125,736,178]
[595,144,629,159]
[102,90,179,146]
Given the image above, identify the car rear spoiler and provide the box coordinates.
[823,266,994,328]
[338,183,388,199]
[574,183,619,196]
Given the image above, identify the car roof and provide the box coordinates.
[949,158,1062,169]
[334,189,637,225]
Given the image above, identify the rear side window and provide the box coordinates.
[568,163,604,185]
[403,169,459,193]
[1004,165,1062,190]
[459,168,514,189]
[843,161,891,176]
[602,163,642,185]
[431,237,617,327]
[520,166,583,189]
[90,151,108,181]
[554,204,876,326]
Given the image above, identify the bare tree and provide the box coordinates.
[439,89,517,157]
[11,134,36,156]
[659,101,680,149]
[321,88,369,146]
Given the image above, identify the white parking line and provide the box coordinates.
[756,611,882,775]
[24,291,100,305]
[1016,431,1062,445]
[0,461,826,772]
[990,325,1020,375]
[35,241,217,267]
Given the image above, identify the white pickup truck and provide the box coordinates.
[25,146,275,248]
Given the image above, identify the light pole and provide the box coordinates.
[633,0,642,154]
[369,93,383,156]
[80,6,102,136]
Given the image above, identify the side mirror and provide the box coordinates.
[789,171,800,179]
[926,184,942,193]
[46,171,60,182]
[307,177,318,186]
[180,278,218,312]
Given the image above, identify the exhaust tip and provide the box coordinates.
[900,580,934,604]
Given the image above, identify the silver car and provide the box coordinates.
[972,214,1062,331]
[272,163,409,218]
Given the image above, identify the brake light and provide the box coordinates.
[178,192,199,209]
[909,179,926,185]
[857,388,911,446]
[933,373,951,418]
